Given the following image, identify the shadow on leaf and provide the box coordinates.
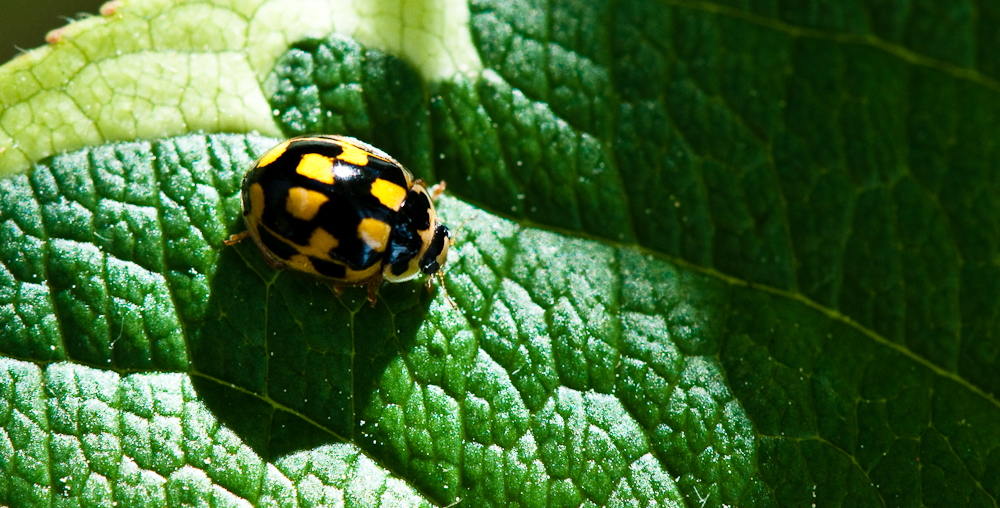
[187,239,434,462]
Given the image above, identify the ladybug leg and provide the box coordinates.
[357,272,384,308]
[224,230,250,246]
[428,181,447,201]
[366,282,379,308]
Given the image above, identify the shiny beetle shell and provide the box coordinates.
[237,135,450,292]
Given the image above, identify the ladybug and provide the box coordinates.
[226,135,451,306]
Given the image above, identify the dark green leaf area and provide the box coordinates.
[0,359,431,507]
[470,0,612,134]
[431,72,632,242]
[266,33,435,181]
[359,199,757,508]
[187,218,366,441]
[466,0,791,284]
[462,0,1000,400]
[722,289,1000,507]
[0,134,271,372]
[656,0,987,77]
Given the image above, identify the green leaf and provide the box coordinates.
[1,1,999,508]
[0,359,431,507]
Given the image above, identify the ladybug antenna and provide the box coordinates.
[450,218,473,246]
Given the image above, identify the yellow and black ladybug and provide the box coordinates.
[227,135,450,306]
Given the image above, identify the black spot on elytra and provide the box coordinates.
[257,227,299,261]
[311,257,348,279]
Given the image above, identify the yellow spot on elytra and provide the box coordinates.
[249,183,265,218]
[296,153,335,184]
[302,227,340,258]
[288,254,315,273]
[342,263,381,283]
[370,179,407,211]
[383,257,420,282]
[335,141,370,166]
[358,218,391,252]
[257,140,291,168]
[285,187,329,221]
